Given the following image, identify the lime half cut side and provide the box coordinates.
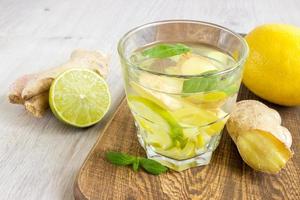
[49,68,111,127]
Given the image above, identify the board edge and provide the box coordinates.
[73,97,126,200]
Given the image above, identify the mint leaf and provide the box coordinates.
[105,151,168,175]
[182,76,218,93]
[142,43,190,58]
[140,158,168,175]
[182,69,241,95]
[132,158,140,172]
[105,151,135,166]
[222,84,239,95]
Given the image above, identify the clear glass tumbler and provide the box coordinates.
[118,20,248,171]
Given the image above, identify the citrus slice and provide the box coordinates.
[49,68,111,127]
[156,140,196,160]
[202,117,228,136]
[128,95,186,148]
[195,133,211,149]
[135,116,172,149]
[184,91,227,104]
[183,128,209,150]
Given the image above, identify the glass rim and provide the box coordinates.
[117,19,249,78]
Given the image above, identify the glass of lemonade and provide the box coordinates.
[118,20,248,171]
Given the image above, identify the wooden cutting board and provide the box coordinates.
[73,85,300,200]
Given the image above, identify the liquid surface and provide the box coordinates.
[130,42,236,75]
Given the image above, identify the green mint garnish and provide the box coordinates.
[132,158,140,172]
[142,43,190,58]
[222,84,239,96]
[139,158,168,175]
[105,151,135,165]
[182,70,240,95]
[105,151,168,175]
[182,70,219,93]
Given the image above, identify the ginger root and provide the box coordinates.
[226,100,293,174]
[8,49,109,117]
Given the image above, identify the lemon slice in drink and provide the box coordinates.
[49,68,111,127]
[171,106,219,127]
[184,91,228,105]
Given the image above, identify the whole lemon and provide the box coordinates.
[243,24,300,106]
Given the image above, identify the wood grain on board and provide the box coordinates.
[74,85,300,200]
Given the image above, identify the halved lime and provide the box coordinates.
[49,68,111,127]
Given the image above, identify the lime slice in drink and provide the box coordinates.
[49,68,111,127]
[128,95,186,148]
[135,116,173,149]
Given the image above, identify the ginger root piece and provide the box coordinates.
[21,49,109,100]
[24,92,49,117]
[8,49,109,117]
[8,74,36,104]
[226,100,293,174]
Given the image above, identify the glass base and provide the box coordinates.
[136,127,214,172]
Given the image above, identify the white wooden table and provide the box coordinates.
[0,0,299,199]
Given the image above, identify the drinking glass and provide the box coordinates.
[118,20,248,171]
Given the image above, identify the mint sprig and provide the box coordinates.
[142,43,190,58]
[105,151,168,175]
[182,72,219,93]
[182,70,240,95]
[139,158,168,175]
[105,151,135,165]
